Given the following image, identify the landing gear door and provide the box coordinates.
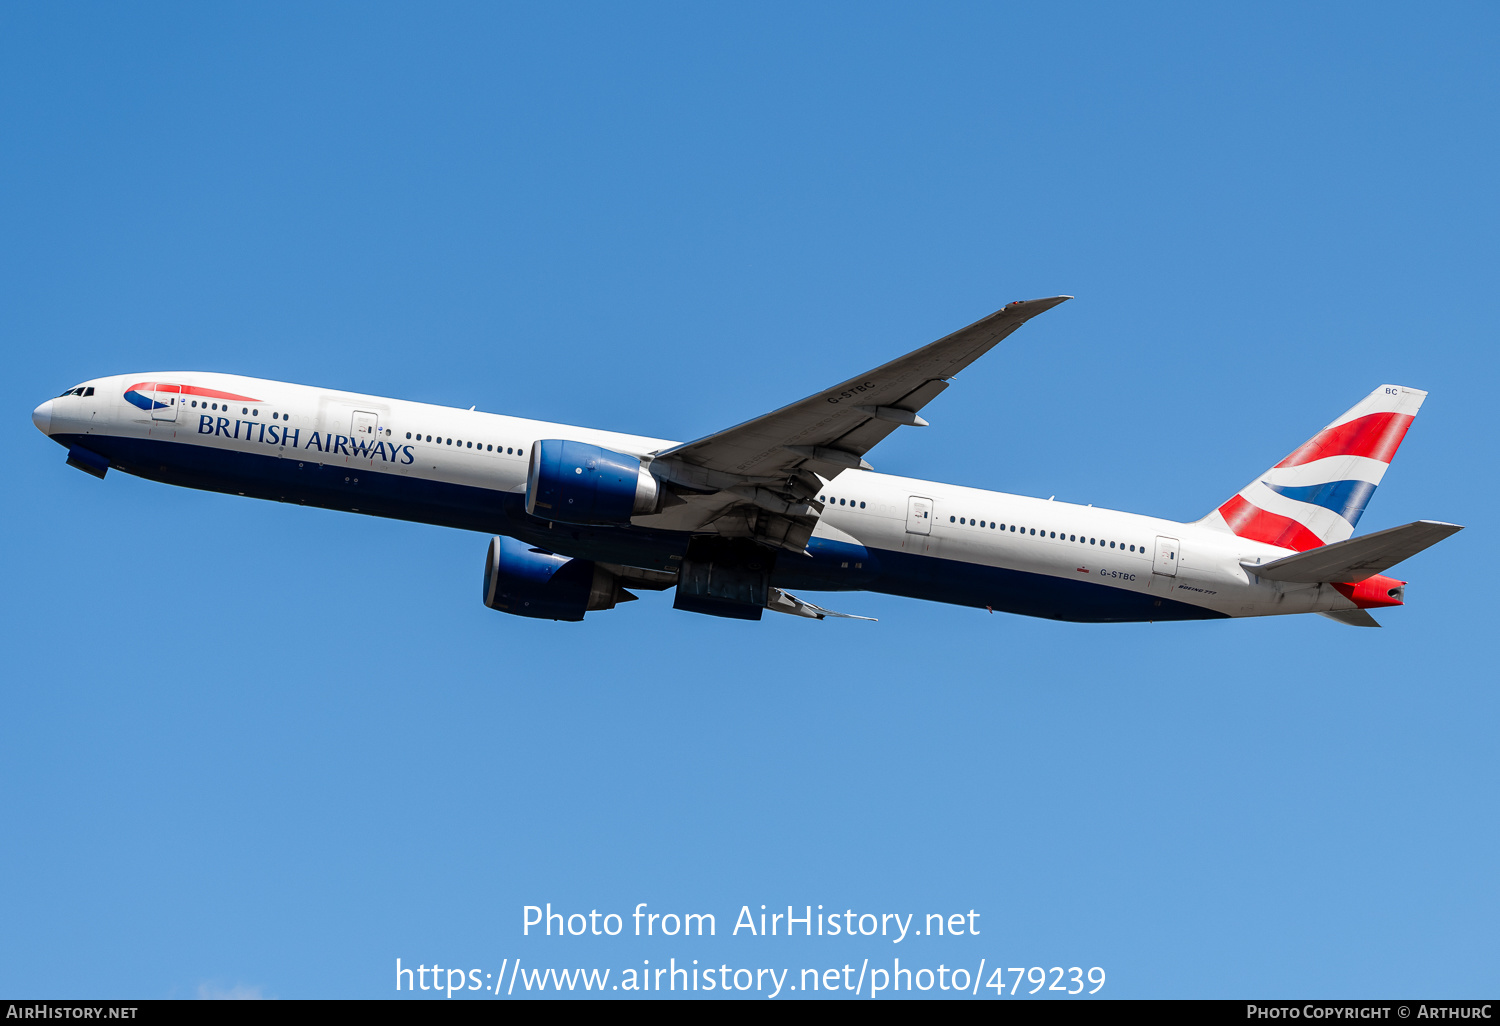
[1153,536,1180,576]
[906,496,933,536]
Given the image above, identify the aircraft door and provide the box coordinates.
[906,496,933,535]
[351,410,380,441]
[149,383,180,422]
[1153,535,1180,576]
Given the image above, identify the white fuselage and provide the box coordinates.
[35,371,1375,622]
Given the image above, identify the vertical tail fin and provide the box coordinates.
[1200,385,1426,551]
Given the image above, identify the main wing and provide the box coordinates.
[637,296,1071,552]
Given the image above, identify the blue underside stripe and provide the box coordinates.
[52,432,1226,624]
[1261,478,1376,526]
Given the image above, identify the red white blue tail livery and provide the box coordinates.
[1205,385,1425,552]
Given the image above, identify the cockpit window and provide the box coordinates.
[83,387,94,396]
[57,386,95,397]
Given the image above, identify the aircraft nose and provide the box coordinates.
[32,399,54,436]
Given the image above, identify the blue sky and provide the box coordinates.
[2,2,1495,999]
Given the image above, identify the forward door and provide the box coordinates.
[149,383,181,422]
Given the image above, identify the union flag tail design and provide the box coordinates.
[1200,385,1427,552]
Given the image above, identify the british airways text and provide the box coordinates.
[197,415,415,464]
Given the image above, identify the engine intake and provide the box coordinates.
[526,440,659,525]
[482,535,634,621]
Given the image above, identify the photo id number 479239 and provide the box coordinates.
[996,966,1105,995]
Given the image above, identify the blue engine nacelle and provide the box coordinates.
[482,535,634,621]
[525,439,659,525]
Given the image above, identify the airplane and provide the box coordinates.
[31,296,1462,626]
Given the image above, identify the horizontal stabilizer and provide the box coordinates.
[1317,608,1382,628]
[1244,520,1463,583]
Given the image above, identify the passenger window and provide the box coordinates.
[242,407,248,414]
[950,516,956,522]
[860,502,865,509]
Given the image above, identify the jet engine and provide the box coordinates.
[482,535,635,621]
[525,439,659,525]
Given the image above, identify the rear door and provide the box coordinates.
[1153,536,1180,576]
